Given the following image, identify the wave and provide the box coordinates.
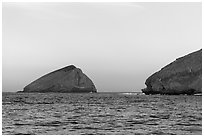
[120,92,144,95]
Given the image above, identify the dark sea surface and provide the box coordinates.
[2,92,202,135]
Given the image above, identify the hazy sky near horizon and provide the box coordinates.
[3,2,202,92]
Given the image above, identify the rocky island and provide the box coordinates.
[142,49,202,95]
[19,65,97,93]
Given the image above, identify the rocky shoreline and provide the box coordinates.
[18,49,202,95]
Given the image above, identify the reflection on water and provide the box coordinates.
[2,92,202,135]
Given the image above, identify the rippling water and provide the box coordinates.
[2,92,202,135]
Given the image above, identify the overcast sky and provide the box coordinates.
[2,2,201,92]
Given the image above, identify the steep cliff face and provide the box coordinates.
[142,49,202,95]
[22,65,97,93]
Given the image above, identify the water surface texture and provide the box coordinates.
[2,92,202,135]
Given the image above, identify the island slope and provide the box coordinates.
[21,65,97,93]
[142,49,202,95]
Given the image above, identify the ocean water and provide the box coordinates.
[2,92,202,135]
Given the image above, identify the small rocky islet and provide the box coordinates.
[19,65,97,93]
[142,49,202,95]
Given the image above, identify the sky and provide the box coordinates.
[2,2,202,92]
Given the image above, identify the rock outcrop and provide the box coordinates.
[142,49,202,95]
[21,65,97,93]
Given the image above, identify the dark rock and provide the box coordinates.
[21,65,97,93]
[142,49,202,95]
